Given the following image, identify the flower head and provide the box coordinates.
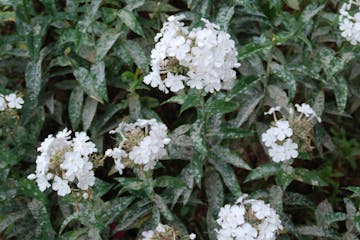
[339,1,360,45]
[28,129,97,198]
[144,16,240,94]
[106,119,170,174]
[216,194,283,240]
[5,93,24,109]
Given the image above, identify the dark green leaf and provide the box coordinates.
[73,61,108,103]
[294,168,328,187]
[211,145,251,170]
[118,8,144,37]
[209,158,241,196]
[244,162,280,182]
[68,86,84,129]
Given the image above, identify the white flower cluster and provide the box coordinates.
[27,129,97,197]
[105,119,170,174]
[144,15,240,94]
[261,103,320,163]
[216,194,283,240]
[141,223,196,240]
[0,93,24,111]
[339,0,360,45]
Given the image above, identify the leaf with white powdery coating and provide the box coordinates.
[205,167,224,240]
[118,8,144,37]
[211,145,251,170]
[73,61,108,103]
[209,158,241,196]
[68,86,84,130]
[244,162,280,182]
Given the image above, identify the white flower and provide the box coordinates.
[261,128,278,147]
[106,148,127,175]
[76,167,95,190]
[295,103,321,122]
[339,1,360,45]
[5,93,24,109]
[52,176,71,196]
[0,94,7,111]
[163,72,187,92]
[73,132,97,156]
[167,35,190,60]
[106,119,170,173]
[189,233,196,239]
[264,106,281,115]
[61,151,84,181]
[28,129,97,197]
[155,224,166,233]
[274,120,293,141]
[144,16,240,94]
[268,139,298,163]
[36,175,51,192]
[216,194,283,240]
[141,230,154,240]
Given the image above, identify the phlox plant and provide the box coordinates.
[1,0,360,240]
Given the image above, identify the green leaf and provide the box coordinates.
[294,168,328,187]
[244,162,280,182]
[238,41,272,60]
[283,192,314,208]
[120,40,149,71]
[95,29,121,62]
[325,212,347,226]
[218,126,255,139]
[228,76,261,99]
[73,61,108,103]
[300,3,325,23]
[0,211,27,233]
[118,8,144,36]
[0,11,15,23]
[154,176,186,189]
[211,145,251,170]
[216,6,234,31]
[82,97,98,131]
[271,63,297,100]
[113,200,152,232]
[275,166,295,190]
[92,101,128,133]
[209,158,241,196]
[334,76,348,113]
[115,177,145,192]
[180,90,202,114]
[153,194,174,221]
[28,199,55,238]
[205,167,224,240]
[78,0,102,30]
[346,186,360,198]
[92,178,113,198]
[25,59,42,104]
[68,86,84,129]
[205,99,238,115]
[355,215,360,233]
[100,196,135,224]
[315,199,333,226]
[190,120,207,156]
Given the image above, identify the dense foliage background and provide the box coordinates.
[1,0,360,239]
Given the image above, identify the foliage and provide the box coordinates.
[0,0,360,239]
